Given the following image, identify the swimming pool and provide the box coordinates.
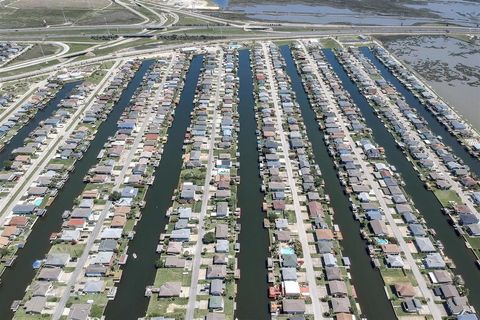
[374,237,389,245]
[33,198,43,207]
[280,247,295,255]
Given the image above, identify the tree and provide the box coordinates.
[293,239,302,256]
[155,258,164,268]
[109,191,121,202]
[3,160,12,170]
[268,212,277,223]
[203,232,215,244]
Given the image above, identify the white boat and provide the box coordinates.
[132,253,137,259]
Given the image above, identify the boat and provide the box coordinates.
[132,253,137,259]
[32,260,43,269]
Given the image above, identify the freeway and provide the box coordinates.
[1,24,479,84]
[0,41,69,72]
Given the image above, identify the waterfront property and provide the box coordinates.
[1,38,479,320]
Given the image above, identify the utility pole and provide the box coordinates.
[104,17,111,35]
[61,6,68,24]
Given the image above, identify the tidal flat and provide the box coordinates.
[379,35,480,131]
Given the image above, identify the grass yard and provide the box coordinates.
[381,268,417,286]
[433,189,462,207]
[8,44,60,65]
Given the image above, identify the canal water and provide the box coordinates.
[0,60,154,318]
[0,81,81,169]
[280,45,395,320]
[359,47,480,178]
[104,55,204,320]
[235,49,270,319]
[324,48,480,313]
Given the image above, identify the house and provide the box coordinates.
[8,216,28,227]
[328,280,348,297]
[315,229,334,241]
[60,229,80,242]
[121,186,138,198]
[68,303,91,320]
[281,254,297,267]
[430,270,452,284]
[281,267,297,281]
[164,256,186,268]
[438,284,460,299]
[215,224,228,239]
[414,236,436,253]
[394,283,416,297]
[158,282,181,297]
[93,252,114,265]
[317,240,333,254]
[283,281,301,296]
[402,298,422,313]
[331,297,351,314]
[208,296,224,311]
[166,241,182,255]
[275,219,288,230]
[31,281,51,297]
[275,230,291,242]
[206,265,226,279]
[171,229,190,242]
[12,204,36,215]
[45,253,70,267]
[386,255,405,268]
[408,223,426,236]
[424,253,446,269]
[215,240,229,253]
[205,313,226,320]
[85,264,107,277]
[215,202,229,217]
[446,296,471,315]
[38,267,62,281]
[370,220,388,236]
[323,253,337,267]
[98,239,118,252]
[84,280,105,293]
[100,228,123,239]
[71,208,93,220]
[212,253,228,264]
[457,314,478,320]
[180,183,196,201]
[178,207,192,220]
[325,267,342,281]
[282,299,305,314]
[24,296,46,314]
[210,279,224,296]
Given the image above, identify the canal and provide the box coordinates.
[104,55,203,320]
[235,49,270,319]
[324,48,480,313]
[0,81,81,169]
[360,47,480,177]
[280,45,395,320]
[0,60,154,318]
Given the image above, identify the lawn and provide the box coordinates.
[153,268,191,287]
[433,189,462,207]
[380,268,417,286]
[8,44,60,65]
